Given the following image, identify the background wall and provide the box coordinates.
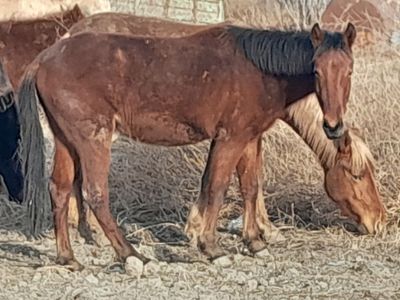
[0,0,224,24]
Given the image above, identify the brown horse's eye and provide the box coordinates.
[314,70,320,78]
[348,71,353,77]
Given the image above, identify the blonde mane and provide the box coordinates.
[286,94,375,174]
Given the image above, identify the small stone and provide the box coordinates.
[212,256,233,268]
[227,216,243,233]
[85,273,99,285]
[235,271,248,285]
[32,272,42,282]
[248,279,258,291]
[255,248,271,258]
[19,281,28,287]
[233,254,246,263]
[143,260,161,276]
[318,281,328,289]
[125,256,144,277]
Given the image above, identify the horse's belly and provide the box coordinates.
[119,115,211,146]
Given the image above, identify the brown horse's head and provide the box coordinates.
[324,130,386,234]
[311,23,356,140]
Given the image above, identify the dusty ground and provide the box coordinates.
[1,3,400,299]
[1,199,400,299]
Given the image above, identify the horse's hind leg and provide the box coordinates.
[50,137,83,271]
[76,140,149,264]
[67,186,101,245]
[186,138,248,259]
[73,172,98,245]
[236,136,284,253]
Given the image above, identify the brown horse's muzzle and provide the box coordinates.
[358,210,386,235]
[323,119,344,140]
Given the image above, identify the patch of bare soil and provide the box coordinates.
[1,209,400,299]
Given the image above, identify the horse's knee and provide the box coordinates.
[49,179,71,199]
[81,187,106,211]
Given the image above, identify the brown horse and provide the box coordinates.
[18,23,357,270]
[69,93,385,246]
[66,13,385,241]
[0,4,84,87]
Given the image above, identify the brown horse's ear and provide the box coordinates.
[344,22,357,48]
[311,23,324,48]
[71,4,84,21]
[337,130,352,155]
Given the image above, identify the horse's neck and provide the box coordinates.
[284,74,315,106]
[284,95,336,170]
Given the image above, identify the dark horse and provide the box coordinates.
[18,23,356,270]
[0,61,22,203]
[0,5,84,203]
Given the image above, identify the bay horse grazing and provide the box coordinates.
[0,61,23,203]
[65,13,385,243]
[18,23,357,270]
[284,95,386,233]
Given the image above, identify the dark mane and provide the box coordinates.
[228,26,347,76]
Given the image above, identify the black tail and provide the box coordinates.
[17,66,51,236]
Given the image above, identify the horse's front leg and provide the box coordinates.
[236,136,284,253]
[185,138,248,259]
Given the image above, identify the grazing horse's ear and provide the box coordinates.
[337,130,352,155]
[311,23,324,48]
[344,22,357,49]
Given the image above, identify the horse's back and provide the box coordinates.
[68,12,231,38]
[33,29,263,146]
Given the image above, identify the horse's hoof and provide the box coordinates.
[246,239,267,254]
[78,227,97,246]
[56,256,84,272]
[135,253,151,265]
[200,243,226,260]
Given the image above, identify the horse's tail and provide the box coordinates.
[17,63,51,236]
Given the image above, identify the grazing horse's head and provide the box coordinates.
[311,23,356,140]
[324,130,386,234]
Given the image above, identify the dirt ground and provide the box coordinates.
[1,196,400,299]
[1,3,400,300]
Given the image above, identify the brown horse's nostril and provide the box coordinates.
[323,119,344,139]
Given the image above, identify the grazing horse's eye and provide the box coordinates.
[347,71,353,77]
[314,70,320,78]
[351,174,362,181]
